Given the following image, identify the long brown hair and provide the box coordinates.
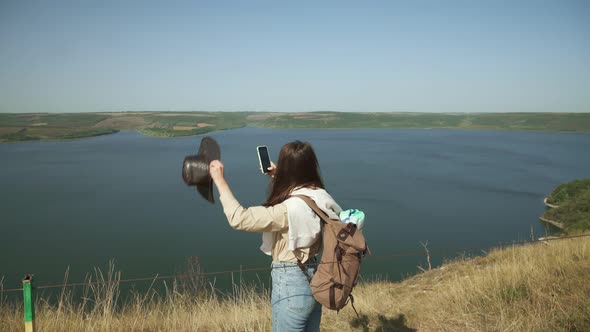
[263,141,325,207]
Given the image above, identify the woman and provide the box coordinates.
[209,141,342,332]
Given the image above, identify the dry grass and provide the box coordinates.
[325,235,590,331]
[1,236,589,331]
[93,116,151,130]
[0,127,20,135]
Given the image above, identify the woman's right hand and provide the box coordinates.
[209,160,225,184]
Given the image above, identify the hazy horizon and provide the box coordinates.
[2,110,590,115]
[1,1,589,114]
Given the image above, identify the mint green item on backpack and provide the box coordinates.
[339,209,366,230]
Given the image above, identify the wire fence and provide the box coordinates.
[2,232,589,294]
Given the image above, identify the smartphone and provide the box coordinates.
[257,146,272,174]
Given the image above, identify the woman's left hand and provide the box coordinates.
[266,161,277,178]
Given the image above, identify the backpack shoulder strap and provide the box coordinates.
[290,194,338,225]
[290,194,332,281]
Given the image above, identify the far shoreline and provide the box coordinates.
[2,111,590,143]
[4,126,590,144]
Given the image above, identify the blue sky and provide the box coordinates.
[0,1,588,113]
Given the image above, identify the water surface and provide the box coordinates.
[1,128,589,292]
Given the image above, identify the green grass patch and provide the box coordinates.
[543,179,590,234]
[0,128,40,142]
[546,179,590,205]
[58,128,119,140]
[139,126,217,138]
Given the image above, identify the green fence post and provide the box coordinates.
[23,274,35,332]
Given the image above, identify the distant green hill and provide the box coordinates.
[542,179,590,233]
[1,112,590,143]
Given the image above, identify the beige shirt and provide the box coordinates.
[219,192,320,263]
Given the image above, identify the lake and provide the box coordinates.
[1,127,589,293]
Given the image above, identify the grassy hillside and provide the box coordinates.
[1,235,589,331]
[1,112,590,143]
[542,179,590,233]
[0,113,119,142]
[0,112,242,142]
[248,112,590,131]
[546,179,590,206]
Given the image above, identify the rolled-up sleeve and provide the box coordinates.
[219,192,288,233]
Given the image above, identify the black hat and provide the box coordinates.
[182,136,221,203]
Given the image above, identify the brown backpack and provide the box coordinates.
[292,195,368,314]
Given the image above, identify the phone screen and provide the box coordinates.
[257,146,271,173]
